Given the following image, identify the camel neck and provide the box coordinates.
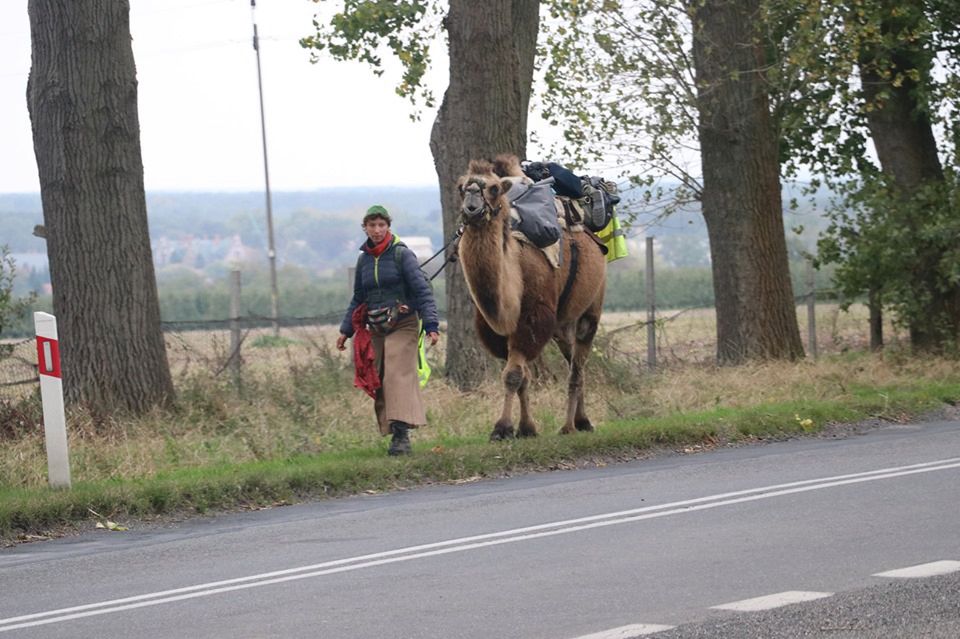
[460,217,522,334]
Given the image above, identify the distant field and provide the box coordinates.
[159,302,899,375]
[1,302,897,404]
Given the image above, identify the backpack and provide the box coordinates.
[353,240,421,300]
[579,177,620,232]
[505,178,563,248]
[521,159,621,233]
[355,241,433,385]
[521,161,584,198]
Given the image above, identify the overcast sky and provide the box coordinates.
[0,0,448,193]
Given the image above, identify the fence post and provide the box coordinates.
[34,312,71,489]
[229,269,242,389]
[806,260,818,360]
[646,236,656,372]
[868,288,883,351]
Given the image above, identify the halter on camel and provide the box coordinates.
[459,177,502,223]
[460,170,581,316]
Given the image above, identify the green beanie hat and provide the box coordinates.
[363,204,391,224]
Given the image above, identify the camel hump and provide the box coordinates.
[492,154,523,177]
[467,158,495,176]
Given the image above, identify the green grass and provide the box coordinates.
[2,374,957,543]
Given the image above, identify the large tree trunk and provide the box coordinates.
[27,0,174,413]
[430,0,540,390]
[857,4,958,350]
[691,0,804,364]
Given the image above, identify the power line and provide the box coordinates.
[250,0,280,338]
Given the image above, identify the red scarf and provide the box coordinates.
[364,231,393,257]
[351,303,380,399]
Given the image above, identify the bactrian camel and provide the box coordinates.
[456,154,607,440]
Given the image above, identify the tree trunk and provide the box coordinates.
[857,4,958,350]
[430,0,540,390]
[691,0,804,364]
[27,0,174,413]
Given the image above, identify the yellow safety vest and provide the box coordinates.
[417,321,432,387]
[597,215,628,262]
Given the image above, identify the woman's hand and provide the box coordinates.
[426,331,440,346]
[336,334,349,351]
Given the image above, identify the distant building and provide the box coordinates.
[152,234,255,269]
[401,236,443,279]
[403,236,433,260]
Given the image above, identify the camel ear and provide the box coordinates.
[498,178,513,195]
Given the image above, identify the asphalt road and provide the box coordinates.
[1,419,959,638]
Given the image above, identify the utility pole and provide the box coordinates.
[251,0,280,337]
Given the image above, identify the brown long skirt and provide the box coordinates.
[371,315,426,435]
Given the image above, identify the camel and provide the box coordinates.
[455,154,607,440]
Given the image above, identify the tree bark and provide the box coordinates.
[691,0,804,363]
[27,0,174,413]
[430,0,540,390]
[857,3,958,350]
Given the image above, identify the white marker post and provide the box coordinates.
[34,312,71,489]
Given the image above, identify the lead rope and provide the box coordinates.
[419,226,464,282]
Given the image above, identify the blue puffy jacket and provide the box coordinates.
[339,236,440,337]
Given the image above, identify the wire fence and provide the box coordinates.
[0,338,38,400]
[1,299,902,404]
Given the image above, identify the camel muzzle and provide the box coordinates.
[460,200,486,221]
[460,187,491,223]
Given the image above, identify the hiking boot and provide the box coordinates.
[388,421,412,456]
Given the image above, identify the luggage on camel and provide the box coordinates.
[505,176,563,249]
[580,176,621,232]
[521,160,622,233]
[517,159,629,262]
[521,161,583,198]
[596,215,628,261]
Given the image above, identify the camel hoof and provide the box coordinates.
[490,420,515,441]
[575,418,595,432]
[559,425,577,435]
[517,423,538,438]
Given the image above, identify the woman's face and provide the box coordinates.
[363,217,390,244]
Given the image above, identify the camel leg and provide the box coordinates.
[491,355,526,441]
[516,373,538,437]
[557,315,599,434]
[552,326,579,435]
[572,314,601,432]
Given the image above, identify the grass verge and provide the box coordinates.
[3,376,958,544]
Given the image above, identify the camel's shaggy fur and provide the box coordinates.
[456,154,607,439]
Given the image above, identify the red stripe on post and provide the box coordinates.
[36,336,61,378]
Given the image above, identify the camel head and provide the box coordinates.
[456,155,525,226]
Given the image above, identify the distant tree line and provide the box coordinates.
[3,256,842,338]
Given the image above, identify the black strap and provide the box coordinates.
[419,227,464,282]
[558,240,579,313]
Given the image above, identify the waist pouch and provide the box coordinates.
[367,303,409,335]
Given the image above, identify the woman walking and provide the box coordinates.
[336,205,440,455]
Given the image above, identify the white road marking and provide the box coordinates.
[570,623,675,638]
[873,560,960,578]
[2,457,959,631]
[711,590,833,612]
